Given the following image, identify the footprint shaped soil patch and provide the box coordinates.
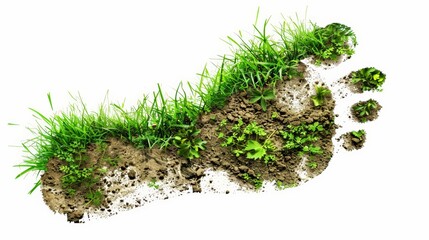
[15,17,386,223]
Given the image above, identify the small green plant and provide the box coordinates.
[253,177,263,189]
[352,99,378,122]
[219,119,227,127]
[148,179,160,189]
[60,164,95,190]
[66,189,77,196]
[244,139,276,163]
[173,126,207,160]
[103,157,119,166]
[271,111,279,119]
[241,173,263,189]
[56,143,100,199]
[306,161,318,169]
[311,85,331,107]
[243,121,267,136]
[280,121,325,156]
[218,119,277,164]
[242,173,251,181]
[276,180,297,190]
[249,87,275,111]
[97,167,108,174]
[302,145,323,155]
[210,114,217,121]
[351,67,386,92]
[351,129,366,141]
[85,190,103,206]
[52,140,106,206]
[307,121,325,132]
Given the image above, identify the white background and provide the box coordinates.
[1,0,428,239]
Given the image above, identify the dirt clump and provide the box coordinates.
[342,131,366,151]
[351,99,382,122]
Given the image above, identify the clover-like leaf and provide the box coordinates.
[244,140,266,160]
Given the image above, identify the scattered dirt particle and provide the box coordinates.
[128,170,136,180]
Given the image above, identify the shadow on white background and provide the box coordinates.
[1,0,428,239]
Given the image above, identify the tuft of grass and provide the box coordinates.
[15,85,203,193]
[14,14,358,195]
[198,16,317,111]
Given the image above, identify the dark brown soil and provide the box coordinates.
[40,62,339,223]
[342,131,366,151]
[351,99,382,123]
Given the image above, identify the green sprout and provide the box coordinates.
[311,85,331,107]
[249,88,276,111]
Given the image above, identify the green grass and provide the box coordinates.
[14,13,357,195]
[199,17,313,111]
